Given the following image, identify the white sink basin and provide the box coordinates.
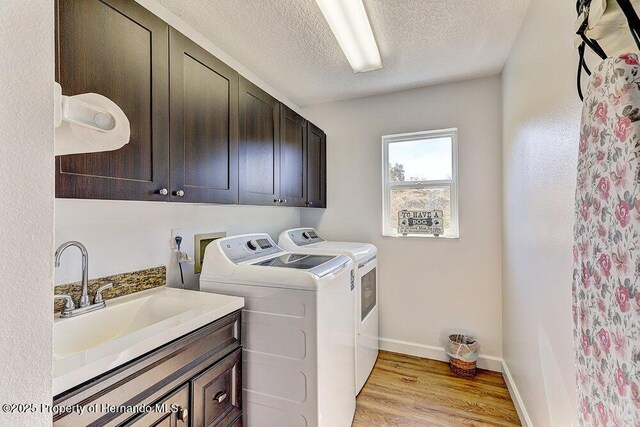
[53,286,244,395]
[54,293,195,359]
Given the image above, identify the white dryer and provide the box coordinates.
[278,228,378,394]
[200,233,355,427]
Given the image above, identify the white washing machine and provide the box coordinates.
[200,233,355,427]
[278,228,378,394]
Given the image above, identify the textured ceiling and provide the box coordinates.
[156,0,531,106]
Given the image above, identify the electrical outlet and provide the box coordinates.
[170,228,183,249]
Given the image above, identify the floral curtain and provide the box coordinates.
[573,53,640,426]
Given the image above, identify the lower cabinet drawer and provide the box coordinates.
[191,348,242,427]
[228,415,243,427]
[125,384,190,427]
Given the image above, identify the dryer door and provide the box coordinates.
[359,256,377,323]
[356,255,379,393]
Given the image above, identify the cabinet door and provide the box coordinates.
[169,29,239,204]
[279,105,307,207]
[306,122,327,208]
[238,77,281,206]
[191,348,242,427]
[126,384,190,427]
[55,0,169,201]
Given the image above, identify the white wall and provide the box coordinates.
[502,0,581,424]
[55,201,300,289]
[301,76,504,364]
[55,0,303,289]
[0,1,54,425]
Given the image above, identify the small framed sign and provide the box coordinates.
[398,210,445,236]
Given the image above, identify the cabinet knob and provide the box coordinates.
[213,391,228,403]
[282,198,287,204]
[307,201,313,206]
[158,188,168,196]
[174,190,185,197]
[177,407,188,422]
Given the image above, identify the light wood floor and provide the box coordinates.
[352,351,521,426]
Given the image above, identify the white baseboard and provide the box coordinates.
[501,360,533,427]
[379,337,503,372]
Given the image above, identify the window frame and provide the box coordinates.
[381,128,459,238]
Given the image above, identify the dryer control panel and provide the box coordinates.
[288,228,324,246]
[219,234,282,264]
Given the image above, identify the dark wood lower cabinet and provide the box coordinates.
[228,415,243,427]
[53,311,242,427]
[126,384,190,427]
[191,349,242,426]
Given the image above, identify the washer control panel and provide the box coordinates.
[288,228,324,246]
[219,234,282,264]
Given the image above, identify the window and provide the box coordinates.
[382,128,459,238]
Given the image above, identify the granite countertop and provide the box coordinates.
[54,266,166,313]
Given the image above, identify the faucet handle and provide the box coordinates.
[54,294,76,312]
[94,283,113,304]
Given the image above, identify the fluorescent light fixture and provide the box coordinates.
[315,0,382,73]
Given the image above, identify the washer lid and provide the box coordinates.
[251,253,349,277]
[279,228,377,262]
[307,241,377,262]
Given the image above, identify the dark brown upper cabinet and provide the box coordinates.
[307,122,327,208]
[238,77,281,206]
[55,0,170,201]
[169,28,239,204]
[279,105,308,207]
[55,0,328,209]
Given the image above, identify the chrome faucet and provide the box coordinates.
[54,241,112,317]
[55,241,91,307]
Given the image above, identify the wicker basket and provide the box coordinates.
[448,334,477,354]
[449,356,477,378]
[447,334,479,378]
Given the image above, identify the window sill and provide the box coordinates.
[382,233,459,239]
